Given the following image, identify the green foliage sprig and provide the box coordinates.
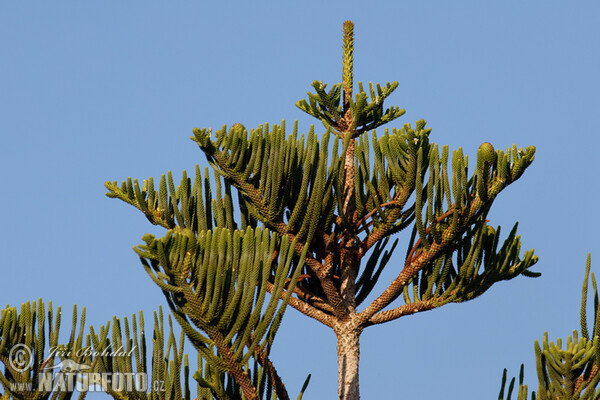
[500,254,600,400]
[133,226,309,399]
[0,300,190,400]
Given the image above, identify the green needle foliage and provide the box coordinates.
[500,255,600,400]
[103,20,539,399]
[1,21,540,400]
[0,300,190,400]
[134,226,309,399]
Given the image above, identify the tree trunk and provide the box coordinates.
[335,322,362,400]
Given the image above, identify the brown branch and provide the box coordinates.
[575,363,599,393]
[297,295,335,315]
[404,207,457,267]
[293,241,349,319]
[364,297,448,326]
[208,134,356,319]
[355,200,400,234]
[174,281,261,400]
[290,283,336,315]
[362,187,412,252]
[339,242,358,313]
[266,281,335,328]
[356,221,459,327]
[272,274,335,316]
[215,159,349,318]
[254,345,290,400]
[234,183,349,318]
[356,189,501,327]
[202,332,257,400]
[282,273,311,285]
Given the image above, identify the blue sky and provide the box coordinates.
[1,2,599,398]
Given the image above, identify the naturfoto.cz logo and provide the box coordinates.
[8,344,164,393]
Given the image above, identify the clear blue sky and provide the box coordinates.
[1,2,599,398]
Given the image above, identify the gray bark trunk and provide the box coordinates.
[335,323,361,400]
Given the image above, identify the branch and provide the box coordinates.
[199,147,350,318]
[254,345,290,400]
[175,282,260,400]
[361,186,413,252]
[287,278,336,315]
[289,235,350,319]
[355,200,400,234]
[266,281,335,328]
[356,235,452,326]
[364,297,449,326]
[404,207,457,266]
[357,179,514,326]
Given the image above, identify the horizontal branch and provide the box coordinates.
[364,297,449,326]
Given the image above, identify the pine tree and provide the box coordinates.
[0,21,540,400]
[103,20,539,399]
